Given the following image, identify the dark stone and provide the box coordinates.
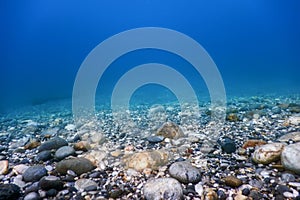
[0,184,21,200]
[276,184,290,195]
[23,165,47,182]
[39,176,64,190]
[38,137,68,152]
[249,190,263,200]
[242,188,250,196]
[146,136,164,143]
[217,189,227,200]
[275,195,285,200]
[35,150,52,162]
[24,182,39,194]
[55,146,75,160]
[46,189,57,197]
[56,158,95,175]
[169,161,201,183]
[24,192,40,200]
[217,137,236,153]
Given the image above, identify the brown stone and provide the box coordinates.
[24,139,41,150]
[73,141,91,152]
[0,160,9,175]
[224,176,242,188]
[156,122,184,139]
[242,140,266,149]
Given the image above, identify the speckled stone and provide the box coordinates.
[169,161,201,183]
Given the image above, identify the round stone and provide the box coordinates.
[75,178,97,191]
[252,143,285,164]
[143,178,183,200]
[38,137,68,152]
[23,165,47,182]
[55,158,95,175]
[0,184,21,200]
[281,142,300,175]
[24,192,40,200]
[55,146,75,160]
[224,176,242,188]
[169,161,201,183]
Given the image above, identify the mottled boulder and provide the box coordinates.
[252,143,285,164]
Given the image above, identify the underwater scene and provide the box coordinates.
[0,1,300,200]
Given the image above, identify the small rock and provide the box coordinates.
[39,176,64,190]
[73,141,91,152]
[218,137,236,153]
[0,160,9,175]
[143,178,183,200]
[242,188,250,196]
[23,165,47,182]
[35,150,52,162]
[288,116,300,125]
[168,161,201,183]
[156,121,184,139]
[0,184,21,200]
[252,143,285,164]
[205,188,218,200]
[226,113,239,122]
[24,192,40,200]
[46,188,57,197]
[242,140,266,149]
[75,178,97,191]
[276,184,290,194]
[146,135,164,143]
[13,164,29,174]
[56,158,95,175]
[281,173,295,183]
[65,124,76,131]
[38,137,68,152]
[110,150,122,157]
[278,132,300,142]
[224,176,242,188]
[55,146,75,160]
[281,142,300,174]
[24,139,41,150]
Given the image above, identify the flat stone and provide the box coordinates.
[24,192,40,200]
[143,178,183,200]
[23,165,47,182]
[281,142,300,174]
[0,160,9,175]
[146,135,164,143]
[35,150,52,162]
[278,132,300,142]
[168,161,201,183]
[0,184,21,200]
[39,176,64,190]
[38,137,68,152]
[252,143,285,164]
[56,158,95,175]
[75,178,97,191]
[156,122,184,139]
[55,146,75,160]
[224,176,242,188]
[122,150,169,171]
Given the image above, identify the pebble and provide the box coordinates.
[224,176,243,188]
[65,124,76,131]
[55,157,95,175]
[0,184,21,200]
[24,192,40,200]
[143,178,183,200]
[0,160,9,175]
[252,143,285,164]
[39,176,64,190]
[73,141,91,152]
[156,121,184,139]
[13,164,29,174]
[168,161,201,183]
[35,150,52,162]
[278,132,300,142]
[146,135,164,143]
[281,142,300,174]
[55,146,75,160]
[24,139,40,150]
[242,140,266,149]
[281,173,295,183]
[38,137,68,152]
[218,137,236,153]
[23,165,47,182]
[75,178,97,191]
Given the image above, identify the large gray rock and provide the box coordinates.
[281,142,300,175]
[168,161,201,183]
[23,165,47,182]
[38,137,68,152]
[143,178,183,200]
[55,146,75,160]
[252,143,285,164]
[56,158,95,175]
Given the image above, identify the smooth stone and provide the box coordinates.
[56,158,95,175]
[288,116,300,125]
[143,178,183,200]
[24,192,40,200]
[24,182,39,193]
[252,143,285,164]
[0,160,9,175]
[218,137,236,153]
[24,139,40,150]
[38,137,68,152]
[13,164,29,174]
[276,184,290,194]
[224,176,242,188]
[73,141,91,152]
[75,178,97,191]
[168,161,201,183]
[46,188,57,197]
[146,136,164,143]
[242,140,266,149]
[156,121,184,139]
[23,165,47,182]
[122,150,169,171]
[39,176,64,190]
[0,184,21,200]
[281,173,295,183]
[55,146,75,160]
[35,150,52,162]
[278,132,300,142]
[281,142,300,174]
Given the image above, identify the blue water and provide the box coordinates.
[1,1,300,113]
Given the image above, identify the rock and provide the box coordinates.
[24,139,40,150]
[46,188,57,197]
[0,184,21,200]
[278,132,300,142]
[156,122,184,139]
[0,160,9,175]
[82,150,106,167]
[13,164,29,174]
[224,176,242,188]
[281,173,295,183]
[146,135,164,143]
[74,178,97,191]
[55,146,75,160]
[38,137,68,152]
[252,143,285,164]
[23,165,47,182]
[143,178,183,200]
[39,176,64,190]
[205,188,218,200]
[65,124,76,131]
[281,142,300,174]
[242,140,267,149]
[110,150,122,157]
[226,113,239,122]
[122,150,169,171]
[35,150,52,162]
[168,161,201,183]
[242,188,250,196]
[24,192,40,200]
[56,158,95,175]
[218,137,236,153]
[288,116,300,125]
[73,141,91,152]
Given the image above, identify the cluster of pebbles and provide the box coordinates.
[0,95,299,200]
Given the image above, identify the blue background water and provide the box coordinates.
[1,0,300,113]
